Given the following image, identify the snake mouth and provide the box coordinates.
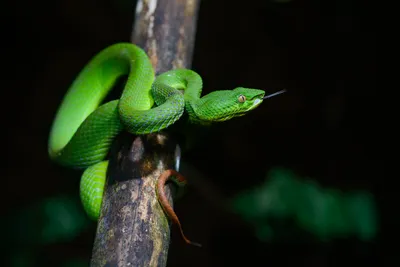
[246,93,265,110]
[211,95,265,122]
[250,97,264,109]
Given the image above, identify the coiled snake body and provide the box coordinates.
[48,43,265,245]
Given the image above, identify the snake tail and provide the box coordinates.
[80,160,109,220]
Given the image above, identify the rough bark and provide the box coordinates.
[90,0,200,266]
[132,0,200,75]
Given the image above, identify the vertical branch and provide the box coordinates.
[90,0,200,266]
[132,0,200,74]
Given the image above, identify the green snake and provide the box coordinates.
[48,43,266,223]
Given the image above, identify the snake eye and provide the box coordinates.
[238,95,246,103]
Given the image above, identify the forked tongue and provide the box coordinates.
[263,89,287,99]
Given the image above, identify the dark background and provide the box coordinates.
[4,0,379,266]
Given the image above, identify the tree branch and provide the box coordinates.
[132,0,200,74]
[90,0,200,266]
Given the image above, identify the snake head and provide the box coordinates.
[194,87,265,122]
